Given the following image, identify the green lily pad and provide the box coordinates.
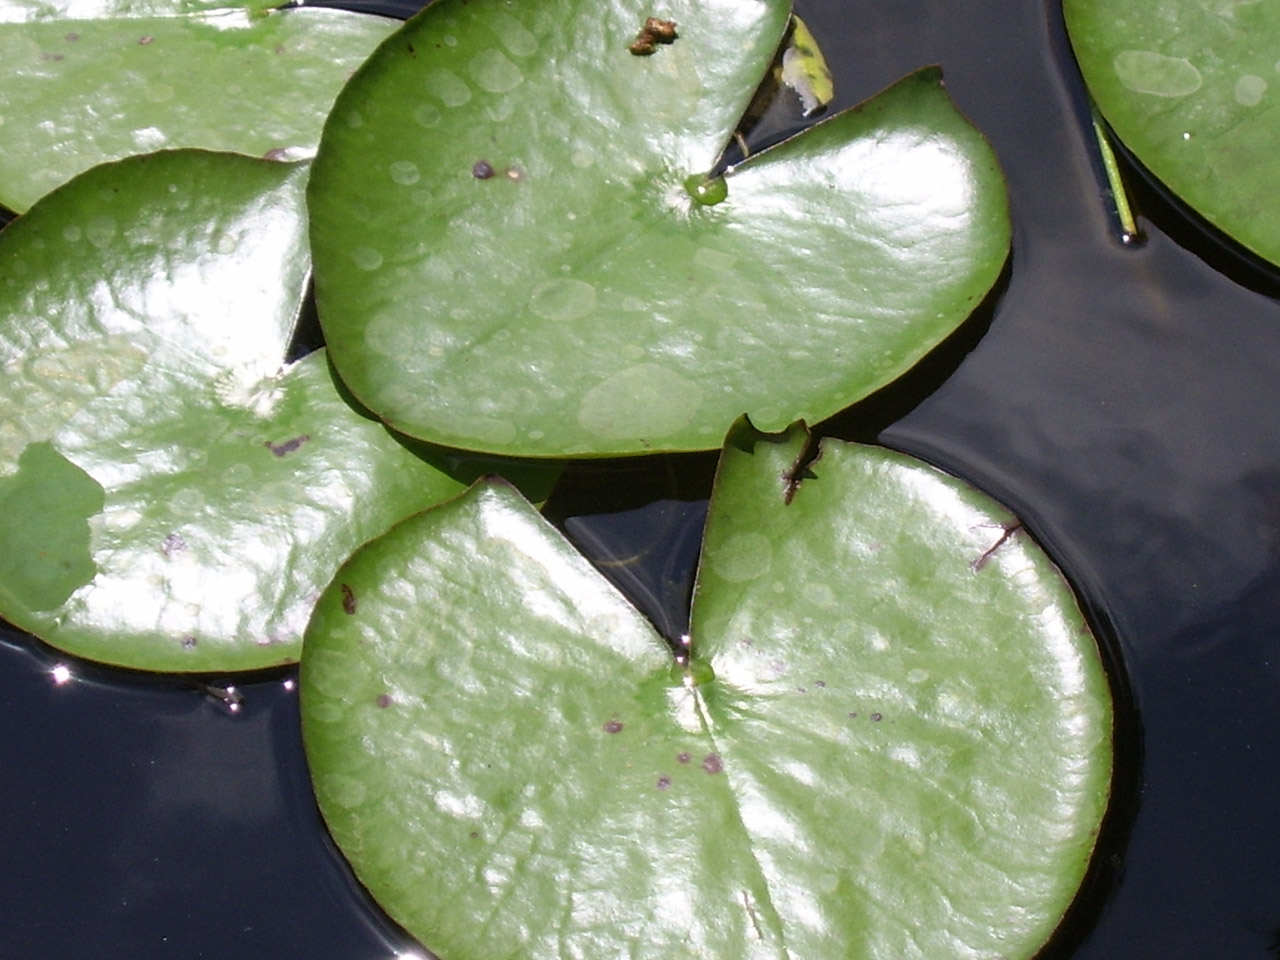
[0,0,397,213]
[1066,0,1280,264]
[0,150,470,673]
[302,420,1112,960]
[308,0,1011,458]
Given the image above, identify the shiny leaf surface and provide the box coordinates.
[1066,0,1280,264]
[0,0,396,212]
[302,422,1112,960]
[0,150,467,672]
[308,0,1011,457]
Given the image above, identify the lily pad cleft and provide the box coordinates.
[308,0,1012,457]
[302,419,1114,960]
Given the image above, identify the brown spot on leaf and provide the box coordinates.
[644,17,678,40]
[702,754,723,774]
[657,775,671,790]
[629,16,677,55]
[138,35,153,45]
[65,32,79,41]
[376,693,392,708]
[870,712,883,722]
[341,584,357,615]
[264,435,310,457]
[472,160,495,179]
[677,752,691,764]
[603,720,623,734]
[782,433,823,504]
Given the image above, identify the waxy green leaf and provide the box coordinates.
[0,150,469,672]
[302,421,1112,960]
[308,0,1011,458]
[0,0,396,213]
[1066,0,1280,264]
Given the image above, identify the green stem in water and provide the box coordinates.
[1092,114,1142,245]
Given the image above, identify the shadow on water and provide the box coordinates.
[541,451,718,647]
[819,257,1008,444]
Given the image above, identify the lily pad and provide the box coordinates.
[308,0,1011,458]
[0,149,469,673]
[1065,0,1280,264]
[0,0,397,213]
[302,420,1112,960]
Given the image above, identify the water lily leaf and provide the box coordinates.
[0,150,469,673]
[1066,0,1280,264]
[302,420,1112,960]
[308,0,1011,458]
[0,0,397,213]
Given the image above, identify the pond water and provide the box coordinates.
[4,0,1280,957]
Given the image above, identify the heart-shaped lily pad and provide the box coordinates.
[308,0,1011,457]
[0,0,396,212]
[302,420,1112,960]
[1066,0,1280,264]
[0,149,472,673]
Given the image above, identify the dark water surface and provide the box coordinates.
[5,0,1280,957]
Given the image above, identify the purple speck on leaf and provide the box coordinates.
[657,775,671,790]
[677,752,691,764]
[603,720,623,734]
[265,434,310,458]
[376,693,393,708]
[702,754,723,774]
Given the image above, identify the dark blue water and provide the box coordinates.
[5,0,1280,957]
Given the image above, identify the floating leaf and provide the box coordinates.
[302,421,1112,960]
[308,0,1011,457]
[1066,0,1280,264]
[0,150,468,672]
[0,0,396,212]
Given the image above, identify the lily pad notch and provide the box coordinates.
[307,0,1012,457]
[302,418,1113,960]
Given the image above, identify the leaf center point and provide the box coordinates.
[683,174,728,206]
